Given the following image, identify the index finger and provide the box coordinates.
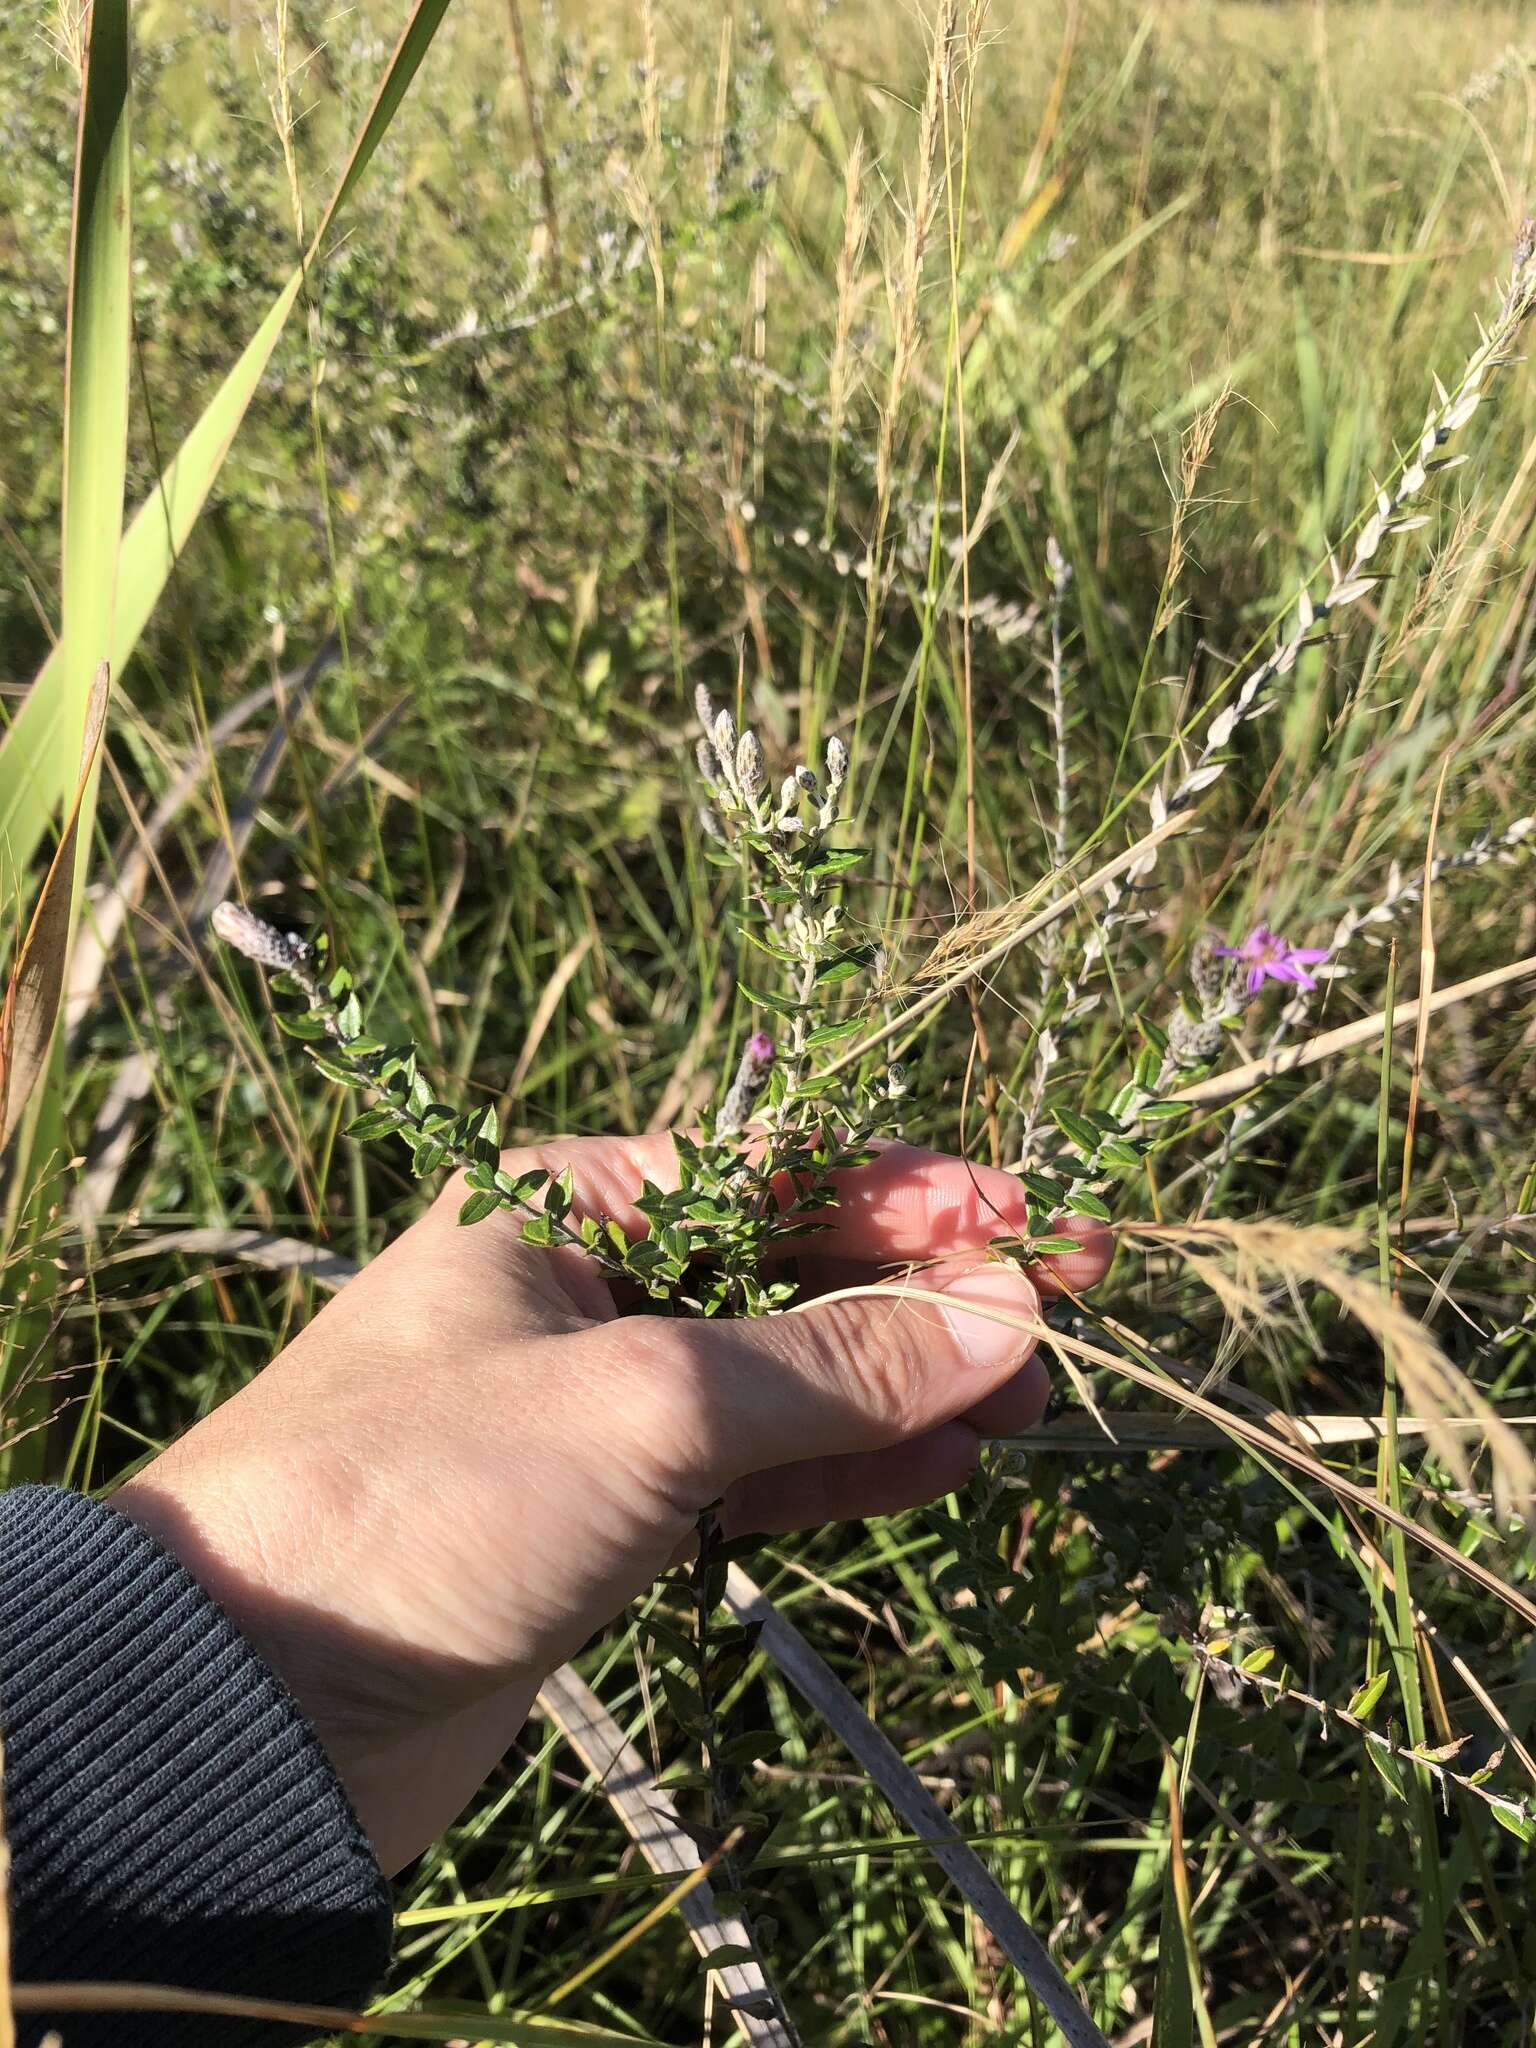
[492,1133,1112,1297]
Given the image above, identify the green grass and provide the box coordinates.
[4,0,1536,2040]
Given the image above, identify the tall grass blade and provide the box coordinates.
[0,0,454,886]
[56,0,131,793]
[0,0,130,1466]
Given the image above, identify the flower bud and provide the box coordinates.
[716,1032,777,1137]
[736,728,765,798]
[211,901,312,975]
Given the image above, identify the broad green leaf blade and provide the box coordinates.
[15,0,133,933]
[0,275,301,891]
[60,0,131,727]
[0,0,455,884]
[1,0,129,1468]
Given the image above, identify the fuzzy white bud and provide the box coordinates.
[211,901,312,975]
[712,707,738,777]
[735,728,765,798]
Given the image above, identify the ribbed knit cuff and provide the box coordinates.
[0,1486,393,2048]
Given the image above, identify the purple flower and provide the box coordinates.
[1214,925,1330,996]
[745,1030,776,1066]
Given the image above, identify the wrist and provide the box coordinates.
[111,1461,552,1873]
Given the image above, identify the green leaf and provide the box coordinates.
[346,1106,401,1143]
[1097,1138,1147,1172]
[1365,1743,1409,1802]
[1027,1235,1084,1257]
[720,1728,782,1767]
[1490,1804,1536,1843]
[56,0,131,841]
[815,950,871,985]
[458,1191,503,1227]
[1347,1671,1391,1723]
[803,1016,867,1049]
[0,0,132,1231]
[803,847,868,877]
[309,1051,364,1087]
[739,985,803,1019]
[1050,1107,1101,1154]
[1067,1189,1113,1222]
[276,1011,329,1041]
[637,1613,695,1660]
[700,1945,761,1971]
[659,1666,705,1735]
[733,921,799,963]
[521,1213,556,1247]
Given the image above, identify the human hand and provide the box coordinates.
[114,1137,1110,1873]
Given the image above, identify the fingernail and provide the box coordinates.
[937,1262,1037,1369]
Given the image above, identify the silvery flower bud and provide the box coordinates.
[825,734,849,789]
[712,707,738,787]
[211,901,312,975]
[696,735,720,787]
[779,774,801,816]
[735,728,765,799]
[795,764,819,796]
[694,684,718,735]
[716,1031,776,1137]
[1167,1005,1226,1068]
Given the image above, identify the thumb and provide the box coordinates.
[631,1256,1043,1497]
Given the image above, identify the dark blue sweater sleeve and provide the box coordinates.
[0,1486,393,2047]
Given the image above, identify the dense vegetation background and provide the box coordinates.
[3,0,1536,2041]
